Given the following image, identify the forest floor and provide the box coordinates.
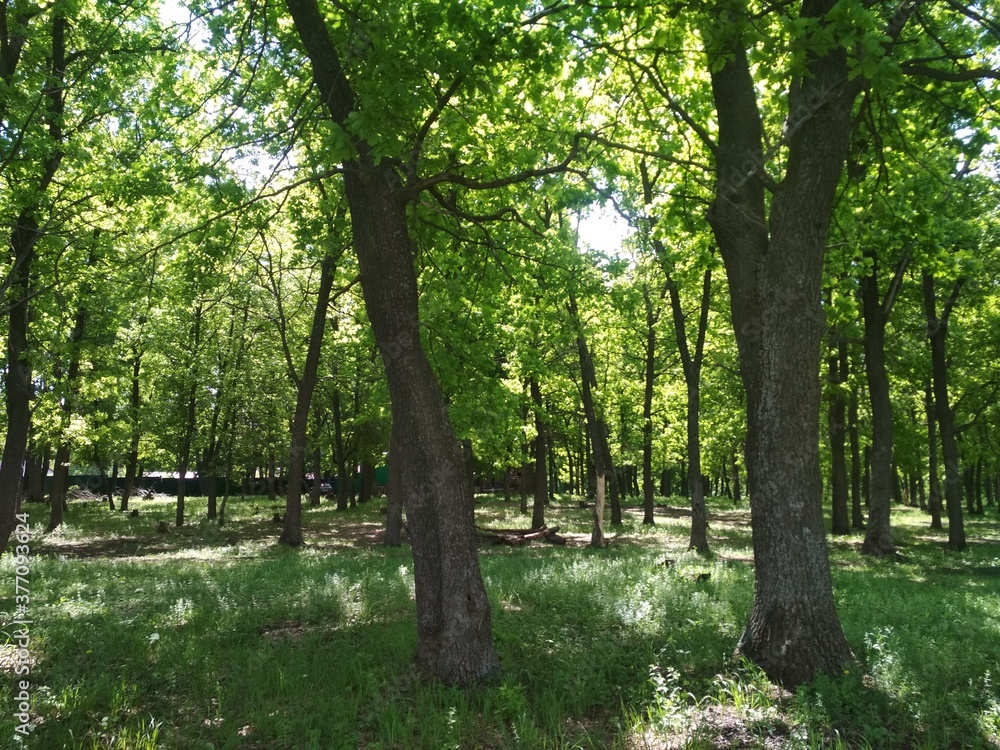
[2,492,1000,749]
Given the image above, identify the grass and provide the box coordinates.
[1,492,999,748]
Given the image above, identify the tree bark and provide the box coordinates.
[286,0,499,684]
[309,446,323,506]
[923,272,965,549]
[828,341,850,535]
[859,251,899,556]
[385,424,404,547]
[641,285,657,525]
[848,381,865,529]
[569,291,614,548]
[121,350,143,512]
[333,380,350,513]
[176,304,202,528]
[705,6,852,684]
[666,269,712,553]
[530,378,547,530]
[49,249,91,532]
[0,10,66,554]
[280,252,335,545]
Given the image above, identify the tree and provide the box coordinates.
[569,289,615,548]
[281,0,503,683]
[923,271,967,550]
[698,0,859,682]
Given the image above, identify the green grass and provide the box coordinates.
[1,493,999,748]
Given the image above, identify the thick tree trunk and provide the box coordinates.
[828,342,850,535]
[860,254,895,556]
[0,11,67,553]
[923,273,965,549]
[287,0,500,683]
[346,167,499,681]
[0,184,36,551]
[705,13,852,684]
[280,253,334,545]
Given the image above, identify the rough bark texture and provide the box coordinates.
[859,255,895,555]
[286,0,499,684]
[280,253,335,545]
[0,11,65,554]
[705,1,852,685]
[385,424,404,547]
[923,273,965,550]
[827,342,850,535]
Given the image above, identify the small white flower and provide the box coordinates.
[148,632,160,645]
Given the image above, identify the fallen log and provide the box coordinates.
[477,525,567,546]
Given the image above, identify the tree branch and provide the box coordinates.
[901,63,1000,81]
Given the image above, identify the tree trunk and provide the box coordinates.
[860,253,896,556]
[705,10,852,684]
[828,342,850,535]
[310,446,323,506]
[121,350,143,512]
[848,378,864,530]
[385,424,404,547]
[359,461,376,503]
[333,383,350,512]
[25,446,47,504]
[287,0,500,684]
[176,305,202,528]
[569,291,614,548]
[665,268,712,553]
[0,10,66,554]
[280,253,334,544]
[47,444,70,532]
[530,378,547,530]
[48,265,90,532]
[923,272,965,550]
[731,447,742,506]
[641,286,657,525]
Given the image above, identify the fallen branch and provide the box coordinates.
[477,524,567,545]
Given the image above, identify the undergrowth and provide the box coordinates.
[1,493,998,748]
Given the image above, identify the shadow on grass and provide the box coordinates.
[4,496,999,748]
